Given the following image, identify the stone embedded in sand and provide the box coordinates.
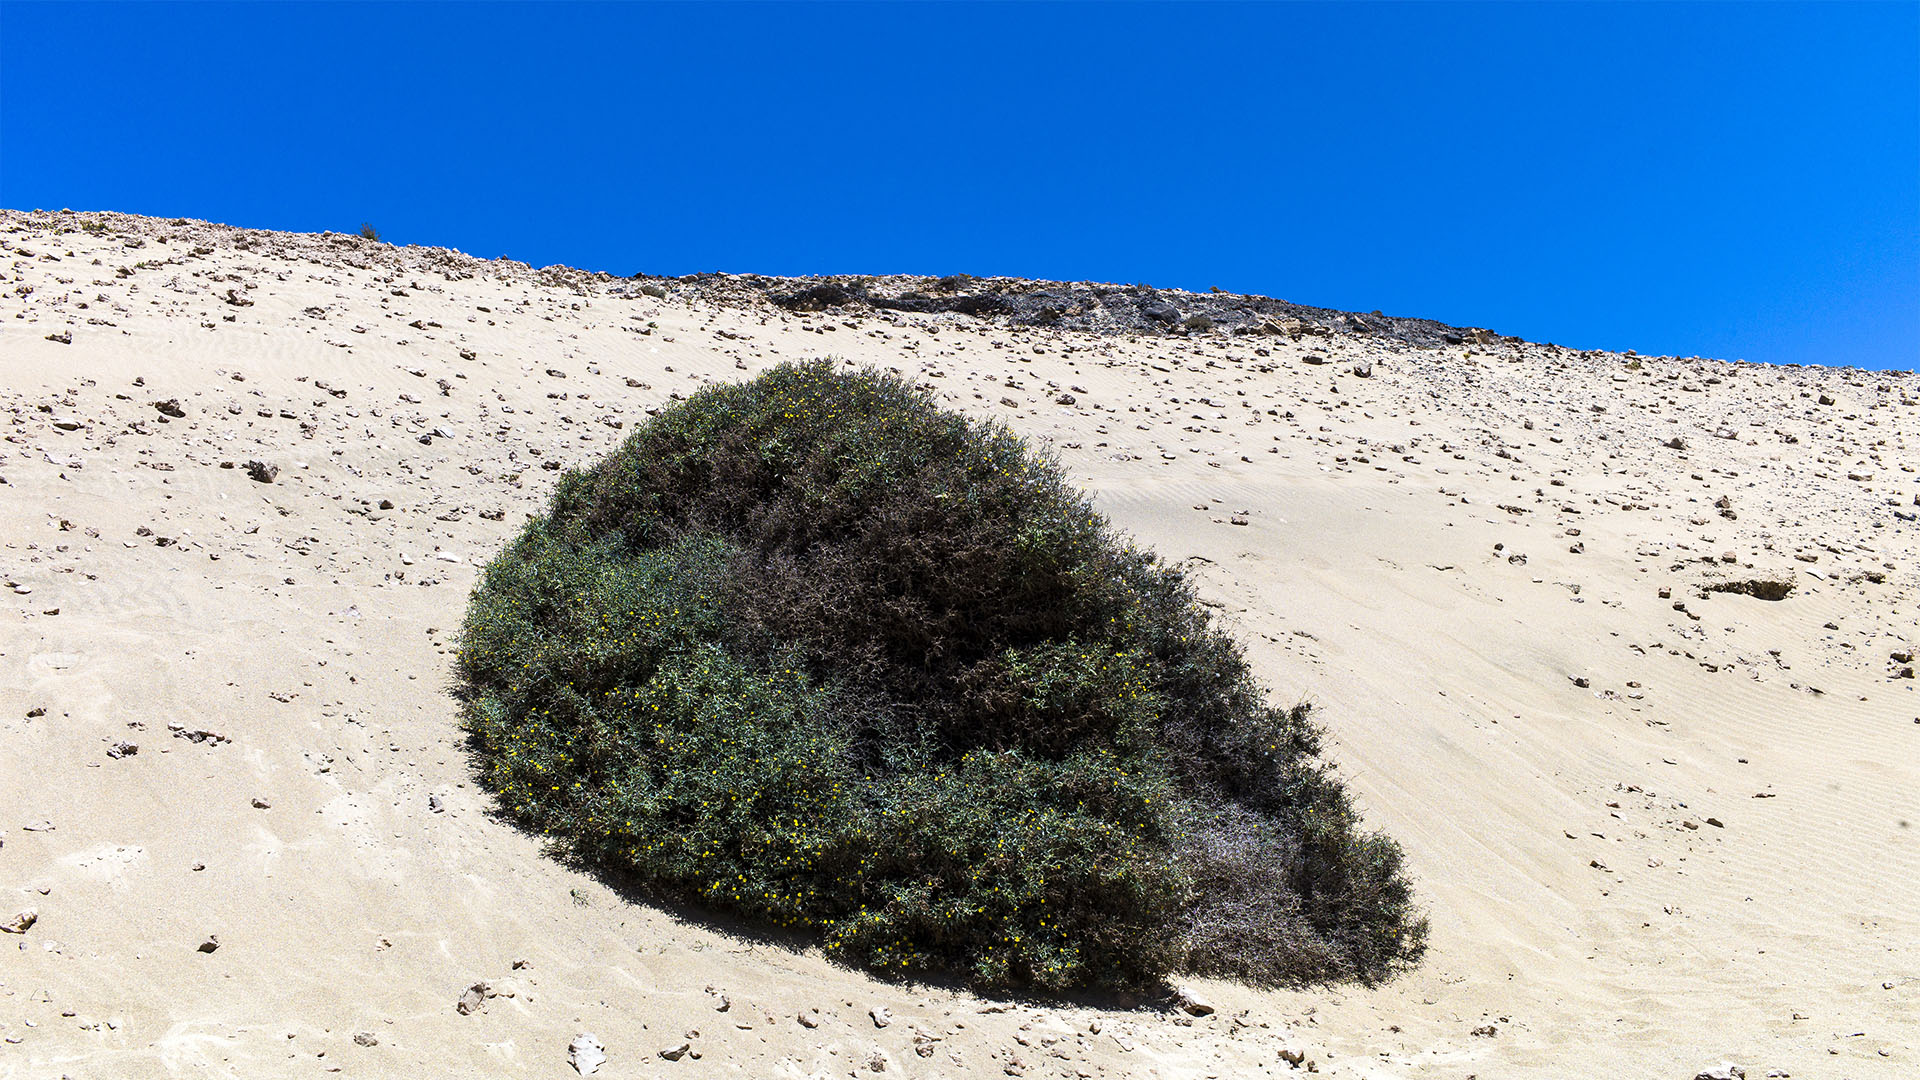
[1172,986,1214,1016]
[869,1006,892,1029]
[658,1041,691,1061]
[1,909,37,934]
[196,934,220,952]
[568,1032,606,1075]
[168,723,230,745]
[105,740,138,759]
[1704,579,1795,602]
[1694,1064,1746,1080]
[353,1031,379,1047]
[796,1010,821,1029]
[245,460,278,484]
[154,399,186,418]
[456,981,490,1015]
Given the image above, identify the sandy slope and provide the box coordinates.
[1,209,1915,1079]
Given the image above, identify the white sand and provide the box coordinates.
[2,208,1915,1078]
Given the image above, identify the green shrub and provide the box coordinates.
[358,222,381,242]
[455,360,1425,992]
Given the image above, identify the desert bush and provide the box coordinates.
[456,360,1424,992]
[358,222,381,242]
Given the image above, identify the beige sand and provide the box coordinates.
[1,209,1915,1079]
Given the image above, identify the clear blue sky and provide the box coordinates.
[3,2,1914,370]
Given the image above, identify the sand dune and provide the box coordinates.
[2,208,1915,1078]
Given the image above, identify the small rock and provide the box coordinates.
[1694,1064,1745,1080]
[1351,361,1373,378]
[1280,1045,1308,1066]
[1055,393,1077,405]
[251,798,271,809]
[106,740,138,759]
[428,794,445,814]
[353,1031,379,1047]
[1470,1023,1498,1037]
[1,909,37,934]
[197,934,220,953]
[456,982,490,1015]
[244,460,278,484]
[154,399,186,418]
[659,1041,691,1061]
[869,1006,892,1028]
[45,331,73,345]
[797,1010,821,1029]
[1569,675,1591,688]
[568,1032,605,1075]
[168,723,230,745]
[1172,986,1214,1016]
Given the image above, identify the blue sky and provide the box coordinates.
[3,2,1914,370]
